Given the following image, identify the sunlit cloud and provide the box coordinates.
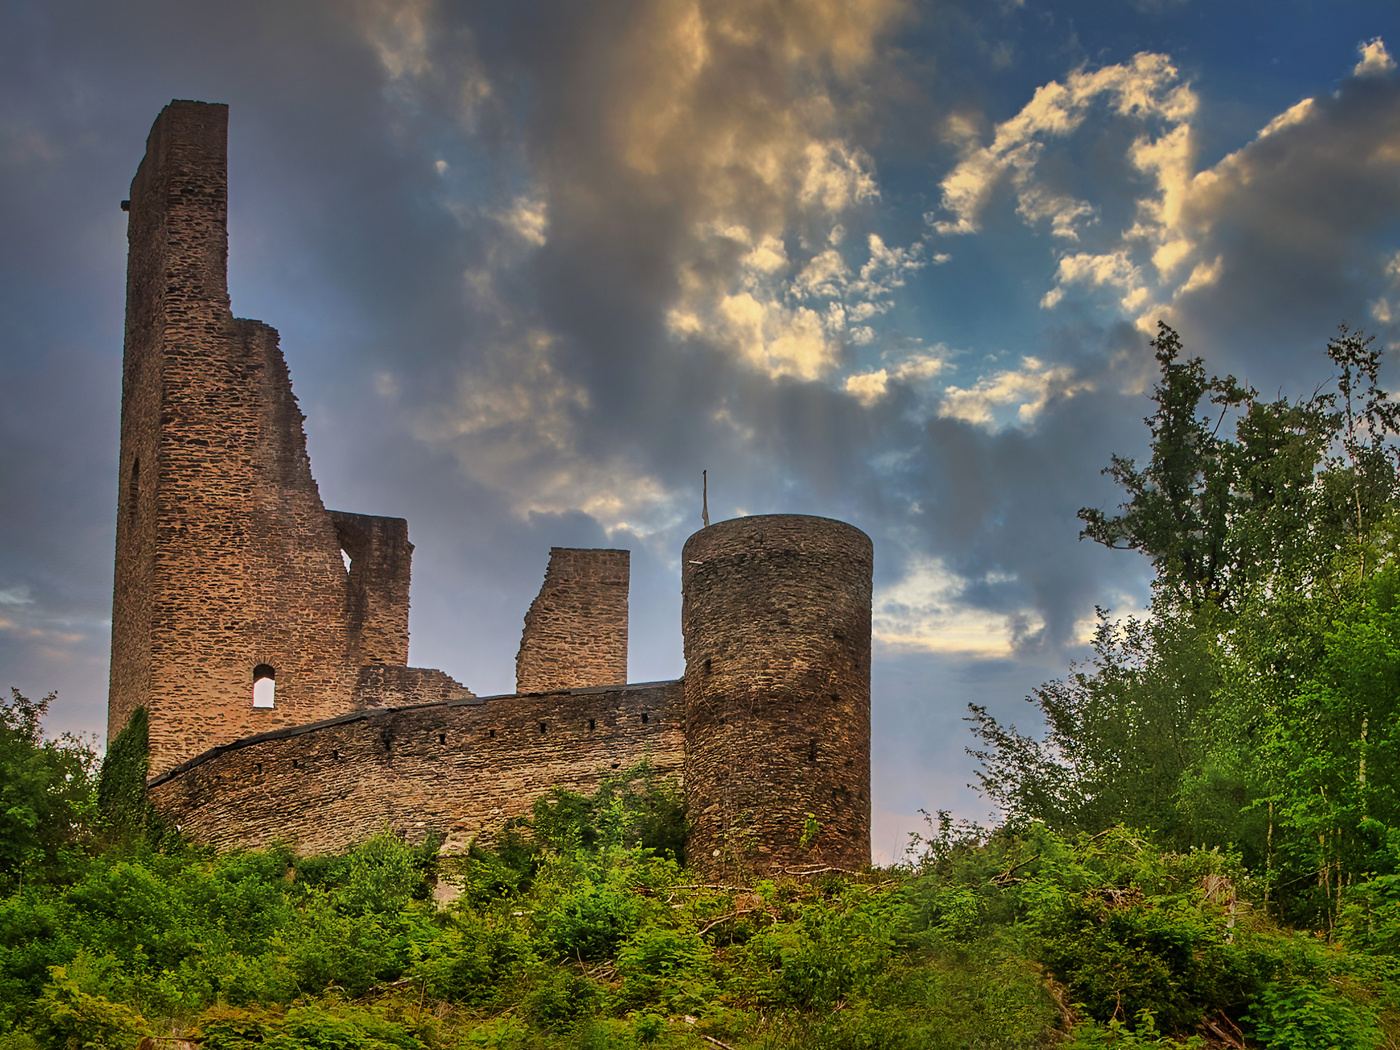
[873,555,1044,657]
[937,356,1092,428]
[935,40,1400,345]
[930,52,1196,240]
[502,197,549,248]
[1355,37,1396,78]
[843,349,949,406]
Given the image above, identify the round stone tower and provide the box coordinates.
[681,514,873,878]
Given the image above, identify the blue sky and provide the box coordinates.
[4,0,1400,861]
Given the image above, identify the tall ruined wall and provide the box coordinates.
[332,512,412,667]
[148,681,682,855]
[681,515,873,878]
[109,100,410,775]
[516,548,629,693]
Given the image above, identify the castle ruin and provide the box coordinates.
[110,100,873,877]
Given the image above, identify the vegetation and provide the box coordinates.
[971,323,1400,931]
[8,322,1400,1046]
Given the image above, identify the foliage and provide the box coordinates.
[1076,323,1341,613]
[3,782,1400,1048]
[0,689,98,892]
[976,322,1400,931]
[95,706,163,844]
[968,609,1223,851]
[30,965,150,1050]
[1245,977,1386,1050]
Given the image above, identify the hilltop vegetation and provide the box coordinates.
[0,761,1398,1050]
[7,324,1400,1047]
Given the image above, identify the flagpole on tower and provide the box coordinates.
[702,470,710,529]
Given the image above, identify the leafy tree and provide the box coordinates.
[979,323,1400,926]
[968,607,1224,851]
[0,689,97,891]
[1077,323,1252,611]
[1078,323,1346,613]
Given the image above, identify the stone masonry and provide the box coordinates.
[112,102,875,876]
[516,548,629,693]
[107,101,472,778]
[682,516,873,876]
[148,681,682,855]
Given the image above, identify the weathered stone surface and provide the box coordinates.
[148,681,682,855]
[517,548,629,693]
[681,515,873,878]
[332,511,412,667]
[353,664,475,707]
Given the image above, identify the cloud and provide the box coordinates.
[843,348,949,406]
[932,40,1400,365]
[407,325,684,538]
[930,52,1196,241]
[873,554,1045,656]
[1355,38,1396,78]
[937,356,1093,428]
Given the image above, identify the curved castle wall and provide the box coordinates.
[681,515,873,877]
[148,681,682,855]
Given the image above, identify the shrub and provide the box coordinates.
[31,966,149,1050]
[1246,979,1384,1050]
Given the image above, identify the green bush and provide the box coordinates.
[31,965,149,1050]
[612,925,713,1012]
[1246,979,1384,1050]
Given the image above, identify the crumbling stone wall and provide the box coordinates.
[352,665,475,707]
[332,512,412,667]
[148,681,682,855]
[681,515,873,878]
[516,548,629,693]
[108,101,418,775]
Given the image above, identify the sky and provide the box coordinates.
[5,0,1400,863]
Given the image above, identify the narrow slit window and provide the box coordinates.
[340,549,352,573]
[127,458,140,525]
[252,664,276,708]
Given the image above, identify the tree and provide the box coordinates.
[968,605,1223,850]
[0,689,98,890]
[1078,322,1341,613]
[977,324,1400,924]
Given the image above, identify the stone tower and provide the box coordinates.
[108,100,415,775]
[680,515,873,877]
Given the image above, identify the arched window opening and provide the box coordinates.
[252,664,276,708]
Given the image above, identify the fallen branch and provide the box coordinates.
[697,907,759,936]
[1199,1010,1246,1049]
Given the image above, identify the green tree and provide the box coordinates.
[968,606,1223,850]
[0,689,97,891]
[1078,323,1342,613]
